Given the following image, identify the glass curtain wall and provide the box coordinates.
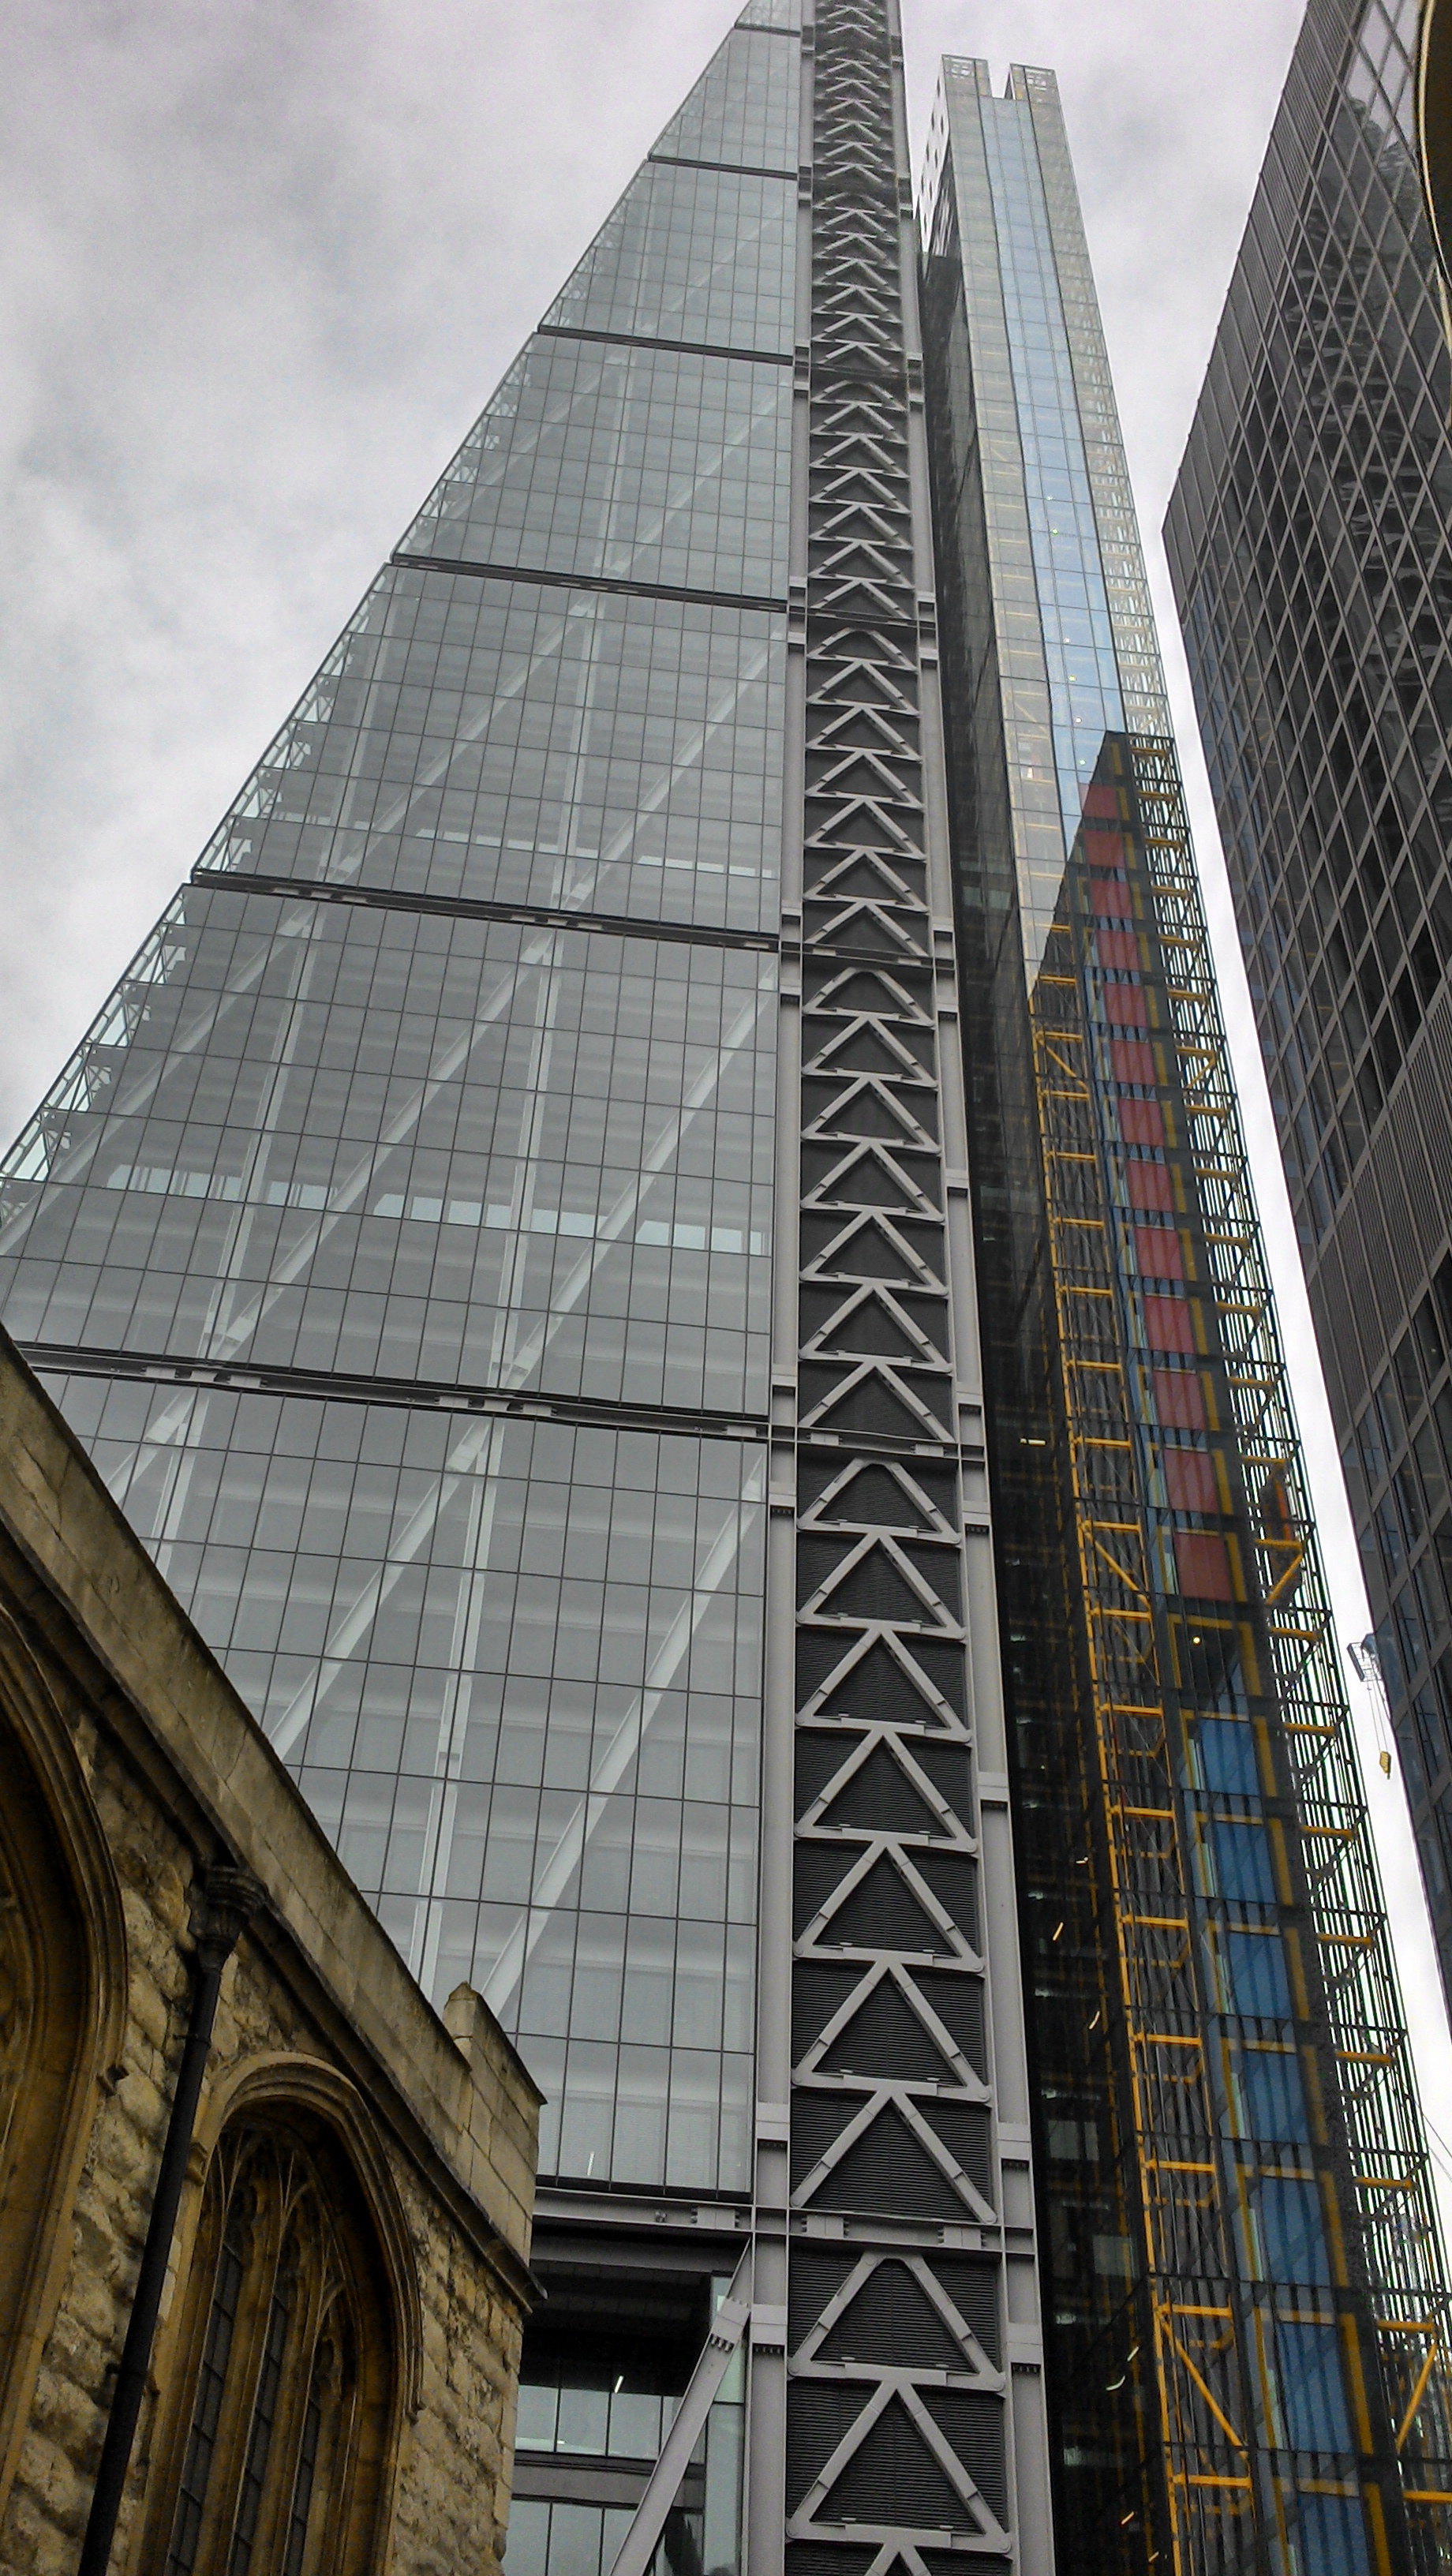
[0,8,803,2212]
[1165,0,1452,2030]
[923,53,1452,2576]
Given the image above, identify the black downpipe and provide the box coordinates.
[77,1863,262,2576]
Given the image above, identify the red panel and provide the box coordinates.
[1083,784,1120,819]
[1127,1161,1173,1211]
[1164,1447,1218,1511]
[1135,1225,1184,1280]
[1144,1294,1196,1354]
[1153,1368,1207,1428]
[1090,877,1128,918]
[1111,1039,1155,1085]
[1174,1530,1236,1601]
[1118,1098,1165,1147]
[1105,982,1148,1028]
[1097,927,1140,972]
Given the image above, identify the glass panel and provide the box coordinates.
[167,2198,249,2574]
[400,337,791,601]
[652,26,799,170]
[1253,2175,1330,2285]
[201,571,784,935]
[978,99,1122,909]
[505,2503,645,2576]
[0,891,777,1415]
[1289,2491,1371,2576]
[1273,2318,1354,2453]
[544,163,795,355]
[39,1376,762,2193]
[1228,2042,1311,2144]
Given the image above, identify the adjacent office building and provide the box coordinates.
[1165,0,1452,2041]
[2,3,1448,2570]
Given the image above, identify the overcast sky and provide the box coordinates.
[5,0,1450,2184]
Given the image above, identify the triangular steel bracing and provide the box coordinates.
[781,6,1037,2568]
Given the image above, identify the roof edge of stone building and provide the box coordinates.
[0,1321,541,2297]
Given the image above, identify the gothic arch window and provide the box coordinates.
[0,1622,126,2530]
[149,2114,398,2576]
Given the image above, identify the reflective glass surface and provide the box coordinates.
[544,162,794,354]
[0,1,770,2488]
[979,95,1123,841]
[927,66,1172,983]
[201,568,784,933]
[0,889,776,1412]
[653,24,799,170]
[1165,0,1452,1989]
[40,1372,762,2192]
[400,335,791,599]
[0,3,803,2230]
[1346,0,1420,147]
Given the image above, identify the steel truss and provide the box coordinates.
[769,3,1052,2571]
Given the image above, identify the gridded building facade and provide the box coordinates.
[1164,3,1452,2036]
[922,53,1452,2576]
[1,5,1449,2574]
[0,6,1054,2570]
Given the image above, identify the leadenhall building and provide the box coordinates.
[2,6,1449,2573]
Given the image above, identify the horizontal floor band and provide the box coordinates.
[536,321,792,366]
[190,867,780,954]
[21,1342,771,1444]
[185,872,941,970]
[533,2180,752,2238]
[511,2461,708,2510]
[389,549,788,614]
[24,1345,982,1467]
[647,150,799,181]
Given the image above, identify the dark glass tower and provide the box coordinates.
[2,6,1449,2572]
[922,52,1451,2576]
[1164,5,1452,2034]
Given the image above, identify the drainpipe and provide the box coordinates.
[78,1862,263,2576]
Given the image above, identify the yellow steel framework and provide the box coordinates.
[1025,732,1452,2576]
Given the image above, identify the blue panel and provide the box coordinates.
[1193,1715,1260,1795]
[1254,2174,1331,2284]
[1211,1818,1278,1905]
[1274,2318,1354,2454]
[1229,2042,1311,2143]
[1222,1929,1293,2020]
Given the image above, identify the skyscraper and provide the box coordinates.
[1164,2,1452,2031]
[922,49,1450,2576]
[1,5,1447,2572]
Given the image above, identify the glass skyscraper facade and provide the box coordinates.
[1165,3,1452,2040]
[922,51,1450,2576]
[2,5,1450,2573]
